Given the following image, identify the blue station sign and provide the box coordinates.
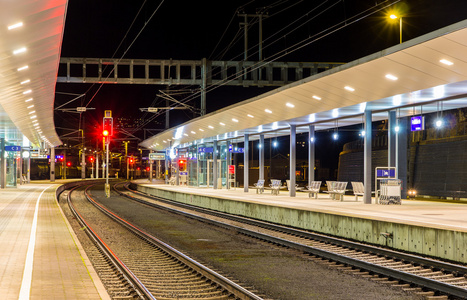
[376,169,396,178]
[410,116,425,132]
[198,147,213,153]
[5,145,21,151]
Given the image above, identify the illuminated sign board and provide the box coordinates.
[411,116,425,131]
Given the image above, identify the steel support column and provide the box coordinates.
[364,110,373,204]
[226,140,231,189]
[290,125,296,197]
[259,135,264,181]
[213,140,218,189]
[81,149,86,179]
[244,134,249,192]
[397,117,408,199]
[308,125,315,186]
[149,150,153,182]
[50,147,55,182]
[388,110,396,168]
[175,149,180,186]
[1,139,5,188]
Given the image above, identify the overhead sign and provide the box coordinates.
[231,147,244,153]
[411,116,425,131]
[149,153,165,160]
[5,145,21,151]
[198,147,213,153]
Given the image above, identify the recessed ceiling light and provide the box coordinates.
[265,109,272,113]
[8,22,23,30]
[232,118,239,122]
[17,65,28,71]
[286,103,295,108]
[219,122,225,126]
[20,79,30,85]
[163,140,167,143]
[32,120,38,123]
[23,90,32,94]
[247,114,254,118]
[312,95,321,100]
[385,74,398,81]
[25,98,33,102]
[199,128,204,131]
[344,86,355,92]
[27,105,34,109]
[208,125,214,129]
[28,110,35,114]
[13,47,27,55]
[191,131,196,134]
[184,133,188,136]
[30,115,36,119]
[440,59,453,66]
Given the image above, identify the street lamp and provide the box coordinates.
[389,14,402,44]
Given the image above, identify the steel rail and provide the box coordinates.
[118,183,467,299]
[86,184,263,300]
[67,185,155,300]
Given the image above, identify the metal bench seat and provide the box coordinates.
[305,181,322,198]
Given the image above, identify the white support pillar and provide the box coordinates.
[308,125,315,186]
[244,134,249,192]
[364,110,373,204]
[397,117,408,199]
[213,140,218,189]
[96,154,99,179]
[50,147,55,182]
[149,150,153,182]
[259,135,264,180]
[81,149,86,179]
[289,125,296,197]
[175,149,180,186]
[226,140,231,189]
[388,110,396,168]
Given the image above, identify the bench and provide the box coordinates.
[269,179,282,195]
[252,179,265,194]
[325,181,347,201]
[351,181,364,201]
[168,176,176,185]
[286,179,299,191]
[305,181,322,198]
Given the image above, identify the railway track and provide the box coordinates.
[67,183,263,300]
[116,182,467,299]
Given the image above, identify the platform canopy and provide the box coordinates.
[0,0,67,147]
[140,19,467,151]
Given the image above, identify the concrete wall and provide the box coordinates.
[137,184,467,264]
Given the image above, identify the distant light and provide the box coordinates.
[360,130,365,137]
[265,109,272,114]
[247,114,254,118]
[273,141,278,147]
[25,98,33,102]
[310,137,314,143]
[385,74,398,81]
[389,14,398,19]
[393,95,402,106]
[13,47,27,55]
[23,90,32,95]
[344,86,355,92]
[440,59,453,66]
[8,22,23,30]
[435,119,443,128]
[219,122,225,126]
[286,103,295,108]
[20,79,30,85]
[395,125,400,132]
[332,109,339,118]
[232,118,239,122]
[208,125,214,129]
[312,95,321,100]
[258,143,262,149]
[17,65,28,71]
[333,133,338,140]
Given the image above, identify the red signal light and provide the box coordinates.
[146,167,150,172]
[89,156,94,163]
[103,129,109,137]
[66,161,71,167]
[129,157,134,164]
[179,159,186,165]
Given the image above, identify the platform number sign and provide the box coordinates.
[5,145,21,151]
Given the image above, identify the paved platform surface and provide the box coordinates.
[135,180,467,232]
[0,181,109,300]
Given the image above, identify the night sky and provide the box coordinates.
[55,0,467,169]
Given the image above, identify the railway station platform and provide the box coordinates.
[0,180,108,300]
[133,180,467,264]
